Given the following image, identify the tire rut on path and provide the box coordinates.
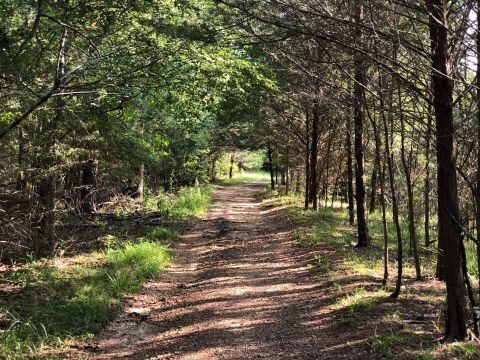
[88,183,369,360]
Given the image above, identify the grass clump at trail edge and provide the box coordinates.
[144,185,213,217]
[0,231,174,359]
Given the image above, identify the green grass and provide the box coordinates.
[0,229,175,359]
[334,287,387,324]
[220,171,271,184]
[368,331,421,358]
[257,188,468,359]
[144,185,213,217]
[448,342,480,359]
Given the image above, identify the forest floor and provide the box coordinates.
[65,182,477,360]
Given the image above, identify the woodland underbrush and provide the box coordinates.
[260,188,480,360]
[0,185,213,359]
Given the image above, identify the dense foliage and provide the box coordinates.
[2,0,480,351]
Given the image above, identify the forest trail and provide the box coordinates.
[87,183,367,360]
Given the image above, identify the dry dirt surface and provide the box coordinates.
[86,183,370,360]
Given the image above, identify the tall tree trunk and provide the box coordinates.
[476,0,480,297]
[305,110,311,209]
[399,88,421,280]
[211,157,217,182]
[427,0,467,341]
[229,153,234,179]
[380,75,403,298]
[380,153,389,285]
[368,151,379,213]
[267,147,275,191]
[425,107,432,248]
[36,28,68,257]
[353,0,369,246]
[16,127,26,191]
[346,116,355,225]
[310,104,320,210]
[285,140,290,195]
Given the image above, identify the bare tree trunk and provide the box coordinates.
[380,75,403,298]
[476,0,480,297]
[427,0,467,341]
[285,140,290,195]
[36,28,68,257]
[368,150,379,213]
[310,104,320,210]
[346,116,355,225]
[267,147,275,191]
[16,127,26,191]
[229,153,235,179]
[305,110,310,209]
[380,153,389,285]
[398,88,421,280]
[353,0,369,246]
[425,108,432,248]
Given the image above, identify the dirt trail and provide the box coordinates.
[88,183,369,359]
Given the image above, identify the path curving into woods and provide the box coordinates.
[86,183,369,359]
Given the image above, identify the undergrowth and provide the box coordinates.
[144,185,213,217]
[0,228,176,358]
[257,187,480,359]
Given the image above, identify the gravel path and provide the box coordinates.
[88,183,369,360]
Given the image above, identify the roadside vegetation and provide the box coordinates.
[0,186,212,359]
[258,188,480,359]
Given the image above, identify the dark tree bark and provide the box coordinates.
[427,0,467,341]
[310,104,320,210]
[368,150,379,214]
[305,110,310,209]
[476,0,480,297]
[380,153,389,285]
[229,153,235,179]
[425,108,432,249]
[36,29,68,257]
[353,0,369,246]
[16,127,26,191]
[267,146,275,191]
[346,116,355,225]
[379,75,403,298]
[399,89,421,280]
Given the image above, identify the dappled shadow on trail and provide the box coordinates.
[87,183,375,359]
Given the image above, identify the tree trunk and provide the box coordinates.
[305,110,311,209]
[353,0,369,246]
[267,147,275,191]
[380,153,389,285]
[346,116,355,225]
[16,127,26,191]
[368,150,379,214]
[310,104,320,210]
[380,75,403,298]
[427,0,467,341]
[476,0,480,297]
[399,88,421,280]
[229,153,234,179]
[36,28,68,257]
[425,107,432,248]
